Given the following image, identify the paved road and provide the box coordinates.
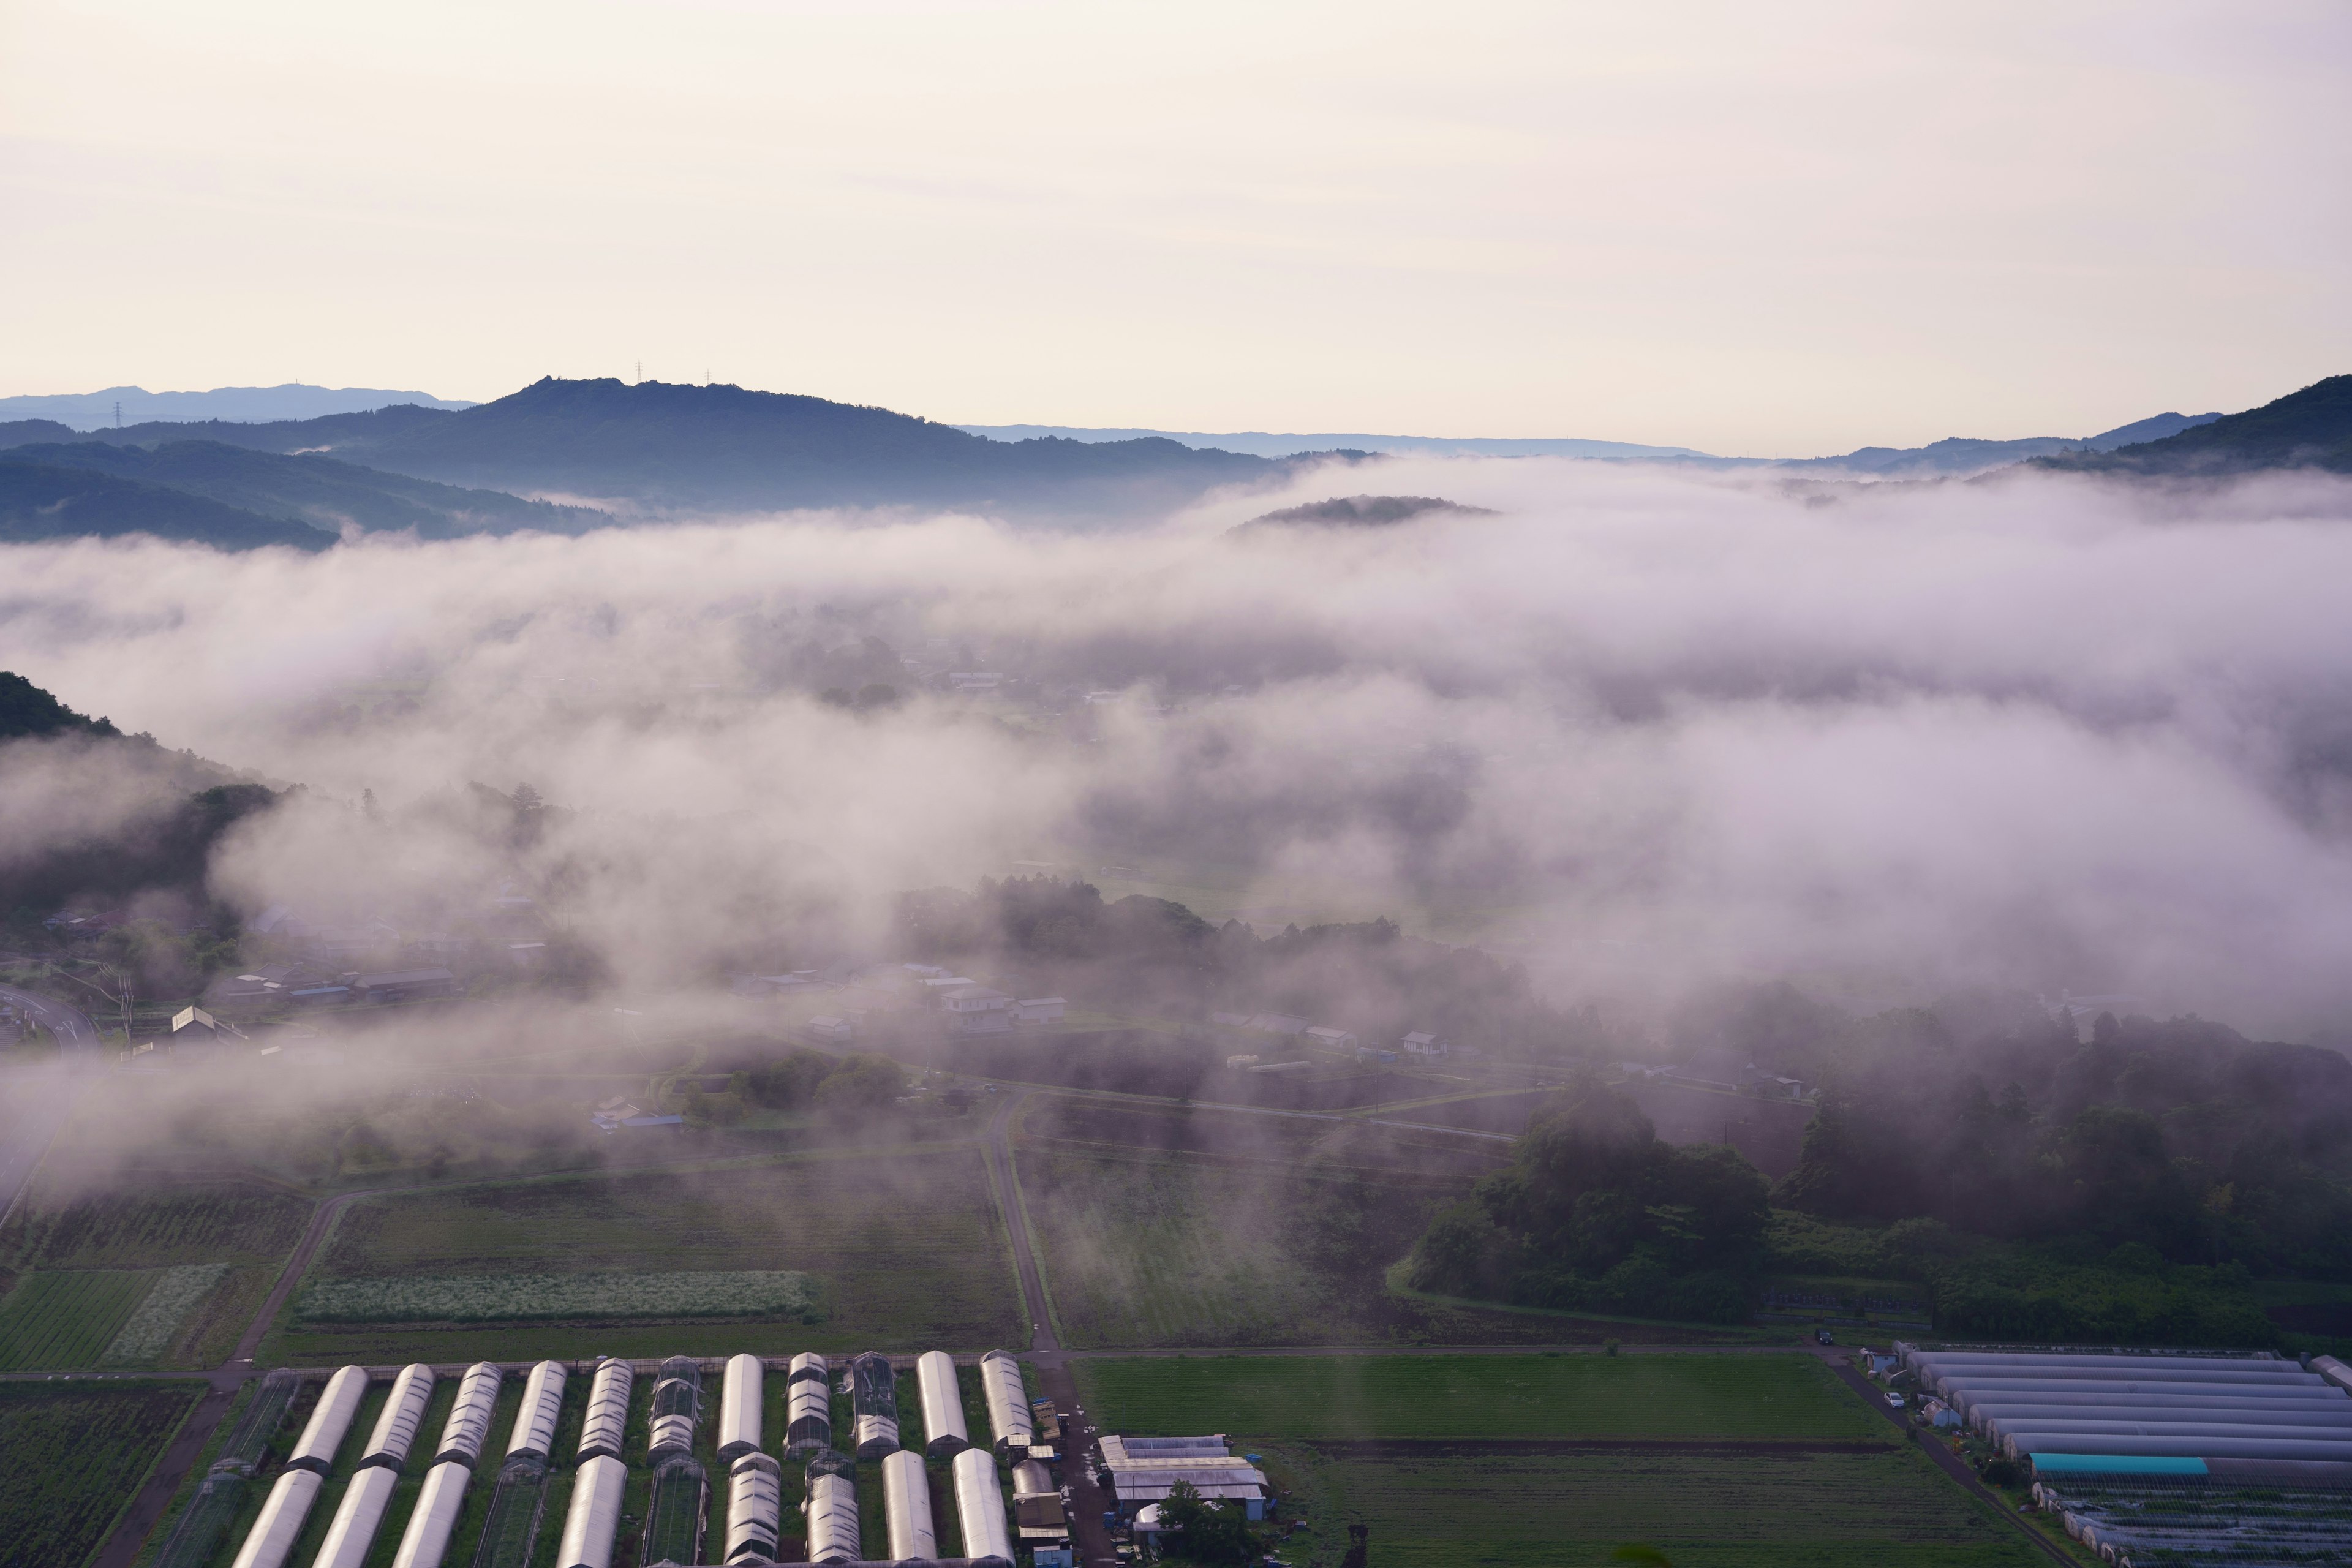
[0,979,102,1054]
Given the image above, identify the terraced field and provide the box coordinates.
[276,1146,1023,1360]
[1081,1354,2039,1568]
[0,1380,204,1567]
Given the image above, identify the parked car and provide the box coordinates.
[1886,1392,1905,1409]
[1815,1329,1835,1345]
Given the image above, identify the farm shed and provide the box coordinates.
[981,1349,1034,1456]
[852,1350,902,1458]
[952,1446,1017,1567]
[786,1352,833,1453]
[288,1365,369,1474]
[436,1362,504,1466]
[1901,1346,2352,1463]
[312,1463,400,1568]
[804,1450,862,1566]
[1097,1435,1267,1518]
[1013,1458,1068,1536]
[918,1349,971,1457]
[361,1363,438,1469]
[719,1351,764,1460]
[650,1355,703,1457]
[227,1467,322,1568]
[725,1453,783,1564]
[579,1357,635,1461]
[508,1360,569,1461]
[387,1460,471,1568]
[557,1453,628,1568]
[641,1454,709,1568]
[882,1449,937,1562]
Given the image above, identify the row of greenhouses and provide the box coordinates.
[200,1349,1043,1568]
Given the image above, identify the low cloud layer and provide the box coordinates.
[6,456,2352,1042]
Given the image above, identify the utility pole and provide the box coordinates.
[114,399,122,428]
[636,359,643,385]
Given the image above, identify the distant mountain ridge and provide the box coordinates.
[2037,376,2352,478]
[0,458,331,551]
[0,383,476,429]
[0,378,1290,519]
[959,424,1705,460]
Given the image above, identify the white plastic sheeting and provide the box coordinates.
[361,1364,439,1470]
[508,1360,568,1460]
[650,1357,703,1457]
[227,1468,322,1568]
[388,1461,473,1568]
[436,1363,503,1466]
[2316,1355,2352,1395]
[916,1351,970,1459]
[805,1471,861,1565]
[882,1449,937,1563]
[579,1359,635,1461]
[1012,1459,1055,1499]
[719,1352,764,1461]
[311,1464,400,1568]
[288,1366,369,1474]
[557,1453,628,1568]
[786,1354,832,1452]
[979,1351,1032,1457]
[725,1454,783,1564]
[2014,1431,2352,1461]
[952,1447,1015,1567]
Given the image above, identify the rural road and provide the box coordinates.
[0,978,102,1054]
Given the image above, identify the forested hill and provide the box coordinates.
[2038,374,2352,477]
[1,378,1293,519]
[0,457,332,551]
[0,670,120,742]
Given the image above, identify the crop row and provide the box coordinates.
[102,1262,232,1363]
[295,1268,825,1324]
[0,1381,205,1567]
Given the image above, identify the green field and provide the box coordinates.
[1019,1147,1458,1348]
[0,1269,159,1368]
[1081,1354,2040,1568]
[272,1147,1023,1360]
[0,1379,204,1568]
[1077,1352,1884,1439]
[2,1178,311,1270]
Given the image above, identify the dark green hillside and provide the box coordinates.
[2041,374,2352,476]
[0,458,330,550]
[9,439,611,538]
[0,669,119,742]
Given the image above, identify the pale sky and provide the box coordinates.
[3,0,2347,454]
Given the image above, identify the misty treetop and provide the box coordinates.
[894,874,1623,1060]
[0,669,120,744]
[1404,1077,1766,1324]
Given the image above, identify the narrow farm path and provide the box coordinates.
[1825,1354,2075,1568]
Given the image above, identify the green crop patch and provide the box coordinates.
[1076,1353,1885,1441]
[295,1268,823,1324]
[0,1379,203,1568]
[0,1269,157,1369]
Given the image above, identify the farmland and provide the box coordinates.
[2,1178,311,1270]
[1081,1354,2040,1568]
[0,1264,239,1370]
[274,1146,1022,1360]
[294,1268,821,1324]
[0,1379,203,1568]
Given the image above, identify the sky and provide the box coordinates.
[2,0,2349,453]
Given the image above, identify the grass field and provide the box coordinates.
[271,1147,1022,1361]
[1076,1352,1884,1439]
[0,1379,203,1568]
[1080,1354,2040,1568]
[2,1178,311,1270]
